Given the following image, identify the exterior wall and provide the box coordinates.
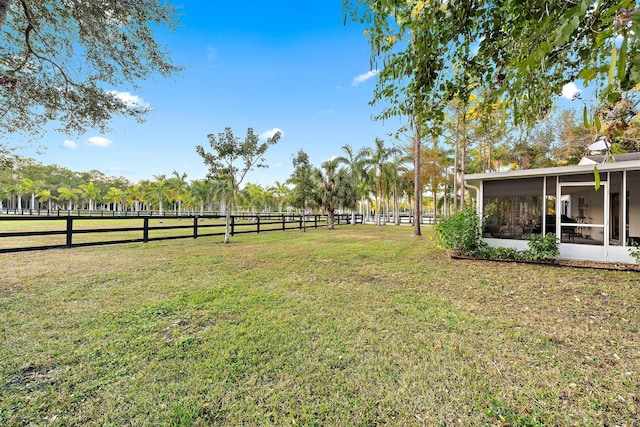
[484,238,529,252]
[607,246,637,264]
[559,243,607,262]
[481,238,637,264]
[469,161,640,266]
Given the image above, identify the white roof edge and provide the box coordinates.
[466,160,640,182]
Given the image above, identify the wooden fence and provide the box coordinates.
[0,213,363,254]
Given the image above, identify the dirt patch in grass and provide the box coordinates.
[5,364,61,392]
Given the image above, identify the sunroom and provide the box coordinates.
[465,160,640,264]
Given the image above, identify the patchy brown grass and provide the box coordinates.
[0,225,638,425]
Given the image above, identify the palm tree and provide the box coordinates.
[288,149,318,231]
[6,184,20,212]
[189,179,210,216]
[187,179,228,215]
[241,183,270,214]
[104,187,125,212]
[20,178,41,213]
[125,184,144,212]
[149,174,170,216]
[78,181,101,213]
[381,157,404,225]
[336,144,368,225]
[57,186,79,211]
[364,138,401,226]
[316,158,356,230]
[181,193,198,215]
[35,189,55,213]
[211,179,232,216]
[137,180,154,212]
[12,182,22,211]
[269,181,292,213]
[422,139,452,225]
[0,187,9,211]
[168,171,188,216]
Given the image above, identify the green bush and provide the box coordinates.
[490,246,523,260]
[435,208,559,263]
[523,233,559,262]
[434,208,487,256]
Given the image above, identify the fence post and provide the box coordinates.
[66,217,73,248]
[282,214,285,231]
[256,215,260,234]
[231,215,235,236]
[299,214,303,230]
[193,216,198,239]
[143,217,149,242]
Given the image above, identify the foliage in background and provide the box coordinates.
[314,158,356,230]
[288,149,318,215]
[435,208,560,263]
[433,207,487,256]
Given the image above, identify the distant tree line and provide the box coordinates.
[3,107,636,222]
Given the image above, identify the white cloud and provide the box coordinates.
[63,139,78,149]
[86,136,113,147]
[107,90,150,109]
[352,70,379,86]
[260,128,284,140]
[318,109,334,115]
[561,82,580,100]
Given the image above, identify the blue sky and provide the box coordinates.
[22,1,400,186]
[19,1,586,187]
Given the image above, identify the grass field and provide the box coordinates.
[1,225,639,425]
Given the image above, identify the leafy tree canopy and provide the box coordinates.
[196,127,281,243]
[345,0,640,134]
[0,0,181,143]
[288,149,318,212]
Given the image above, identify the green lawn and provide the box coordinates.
[1,225,638,425]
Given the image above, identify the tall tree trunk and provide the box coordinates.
[460,142,466,208]
[453,137,459,212]
[224,208,232,243]
[432,188,438,225]
[224,189,235,243]
[413,123,422,236]
[327,209,335,230]
[303,200,307,232]
[394,185,400,225]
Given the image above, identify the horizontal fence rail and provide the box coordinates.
[0,213,362,254]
